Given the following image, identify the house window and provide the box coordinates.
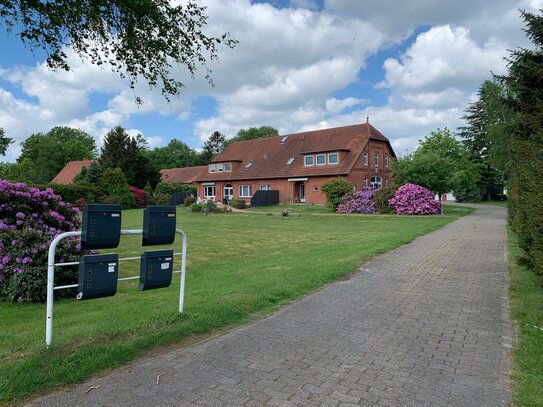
[239,185,252,197]
[374,154,379,167]
[364,178,368,187]
[245,161,253,168]
[363,153,368,166]
[224,163,231,172]
[371,176,382,189]
[328,153,338,165]
[209,164,216,173]
[204,186,216,198]
[287,157,295,165]
[280,136,288,143]
[384,155,389,168]
[304,156,314,166]
[217,163,224,173]
[260,184,271,191]
[316,154,326,166]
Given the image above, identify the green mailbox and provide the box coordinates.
[139,250,174,291]
[81,204,122,249]
[142,206,176,246]
[77,254,119,300]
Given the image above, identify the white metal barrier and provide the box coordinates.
[45,228,187,347]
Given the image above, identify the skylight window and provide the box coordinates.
[245,161,254,168]
[280,136,288,143]
[286,157,295,165]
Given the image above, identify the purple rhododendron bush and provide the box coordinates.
[336,189,378,214]
[0,180,83,302]
[388,183,441,215]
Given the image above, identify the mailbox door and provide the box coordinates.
[77,254,119,300]
[81,204,122,249]
[139,250,174,291]
[142,206,176,246]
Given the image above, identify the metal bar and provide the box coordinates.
[177,229,187,313]
[46,231,81,347]
[54,271,184,291]
[54,253,183,267]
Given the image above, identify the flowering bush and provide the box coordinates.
[129,186,150,207]
[336,189,377,214]
[388,183,441,215]
[0,180,84,302]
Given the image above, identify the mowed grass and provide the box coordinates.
[508,229,543,406]
[0,205,472,403]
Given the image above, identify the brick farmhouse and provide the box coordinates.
[194,121,396,205]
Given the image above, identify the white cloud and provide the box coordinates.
[325,97,366,114]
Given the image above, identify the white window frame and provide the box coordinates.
[239,185,252,198]
[204,185,216,198]
[224,163,231,172]
[371,176,382,189]
[374,154,379,168]
[304,155,314,166]
[315,154,326,166]
[260,184,271,191]
[245,161,253,168]
[363,153,368,166]
[217,163,224,173]
[209,164,216,173]
[384,155,389,168]
[286,157,295,165]
[328,153,339,165]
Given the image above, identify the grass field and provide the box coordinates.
[508,229,543,406]
[0,204,472,404]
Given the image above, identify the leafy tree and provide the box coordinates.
[459,79,512,199]
[145,139,201,170]
[223,126,279,148]
[18,126,96,183]
[0,1,237,102]
[0,128,13,156]
[0,158,37,183]
[99,126,159,188]
[392,128,479,211]
[200,131,225,165]
[501,10,543,274]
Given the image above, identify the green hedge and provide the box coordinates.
[48,183,106,204]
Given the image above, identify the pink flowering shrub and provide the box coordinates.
[0,180,84,302]
[388,183,441,215]
[336,189,377,214]
[129,186,150,208]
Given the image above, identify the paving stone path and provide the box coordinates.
[28,204,512,407]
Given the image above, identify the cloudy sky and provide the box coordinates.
[0,0,541,162]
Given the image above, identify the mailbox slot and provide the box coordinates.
[139,250,174,291]
[77,254,119,300]
[81,204,121,249]
[142,206,176,246]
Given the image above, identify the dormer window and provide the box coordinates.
[328,153,339,165]
[304,156,314,166]
[209,164,216,173]
[245,161,253,168]
[217,163,224,173]
[224,163,231,172]
[287,157,295,165]
[316,154,326,166]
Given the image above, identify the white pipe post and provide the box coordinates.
[177,229,187,313]
[46,231,80,347]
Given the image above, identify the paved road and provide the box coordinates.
[28,205,512,407]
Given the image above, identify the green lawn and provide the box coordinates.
[509,229,543,406]
[0,205,472,404]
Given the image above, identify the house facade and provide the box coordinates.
[194,121,396,205]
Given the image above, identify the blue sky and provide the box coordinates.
[0,0,540,162]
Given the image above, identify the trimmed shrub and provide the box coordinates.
[336,189,377,214]
[153,193,171,205]
[321,177,354,210]
[0,180,86,302]
[388,183,441,215]
[204,200,219,213]
[190,203,203,212]
[48,183,105,204]
[374,185,397,214]
[230,198,247,209]
[183,196,196,206]
[155,182,196,196]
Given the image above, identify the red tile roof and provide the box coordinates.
[51,160,95,184]
[196,122,394,182]
[160,166,207,184]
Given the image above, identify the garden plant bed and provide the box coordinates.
[0,205,472,404]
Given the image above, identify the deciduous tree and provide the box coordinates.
[0,128,13,156]
[223,126,279,148]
